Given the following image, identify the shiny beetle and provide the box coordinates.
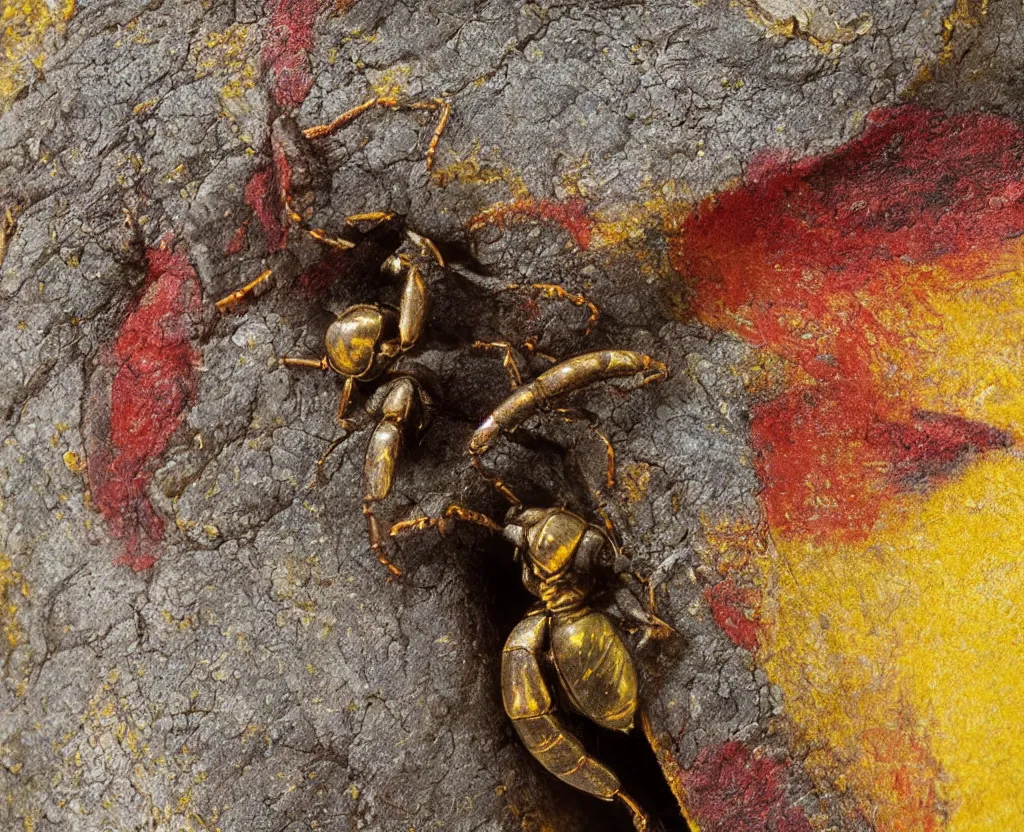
[218,226,441,577]
[469,349,668,504]
[215,97,450,578]
[503,506,648,830]
[392,503,654,829]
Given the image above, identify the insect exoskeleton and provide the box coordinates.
[504,506,648,830]
[468,349,668,505]
[391,502,654,829]
[214,95,451,578]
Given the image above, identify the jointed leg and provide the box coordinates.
[614,575,676,648]
[390,503,502,538]
[336,375,356,426]
[508,283,601,337]
[471,454,522,507]
[521,336,557,365]
[363,503,402,578]
[552,407,617,490]
[314,377,357,471]
[472,341,523,389]
[641,357,669,385]
[345,211,396,226]
[216,269,274,312]
[302,97,451,170]
[285,201,357,250]
[616,791,649,831]
[280,355,329,371]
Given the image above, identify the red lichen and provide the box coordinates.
[671,105,1024,541]
[87,239,201,571]
[860,726,944,832]
[243,128,297,253]
[679,741,812,832]
[224,221,248,255]
[704,578,762,651]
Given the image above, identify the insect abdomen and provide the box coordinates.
[550,608,638,731]
[502,614,622,800]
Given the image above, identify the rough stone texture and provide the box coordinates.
[1,1,1021,831]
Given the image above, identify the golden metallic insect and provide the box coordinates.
[215,96,450,577]
[218,223,441,577]
[393,504,656,830]
[468,349,668,505]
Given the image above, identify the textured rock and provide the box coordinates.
[1,1,1022,831]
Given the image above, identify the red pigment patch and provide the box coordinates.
[671,105,1024,541]
[261,0,325,108]
[679,741,812,832]
[473,198,594,250]
[244,134,296,252]
[704,578,762,651]
[244,166,286,252]
[296,247,354,296]
[870,410,1011,486]
[224,221,248,255]
[861,726,944,832]
[88,239,201,571]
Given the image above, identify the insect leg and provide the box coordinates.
[612,574,676,649]
[336,375,356,425]
[280,355,329,371]
[509,282,601,337]
[472,341,524,389]
[345,211,396,226]
[390,503,502,538]
[361,377,428,576]
[396,258,428,351]
[470,455,523,507]
[302,97,450,170]
[502,614,648,830]
[551,406,616,490]
[215,269,274,312]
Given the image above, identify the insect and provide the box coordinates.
[393,502,658,830]
[391,347,670,826]
[216,96,451,577]
[218,221,442,577]
[502,506,651,830]
[467,349,668,505]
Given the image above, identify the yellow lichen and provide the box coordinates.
[618,462,652,504]
[190,24,256,117]
[0,0,75,111]
[0,553,29,658]
[740,0,873,54]
[939,0,988,64]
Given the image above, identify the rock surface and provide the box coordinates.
[1,1,1021,831]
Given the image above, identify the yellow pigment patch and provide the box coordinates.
[370,63,410,99]
[0,0,75,111]
[0,553,31,696]
[939,0,988,64]
[760,451,1024,832]
[0,553,29,652]
[872,241,1024,442]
